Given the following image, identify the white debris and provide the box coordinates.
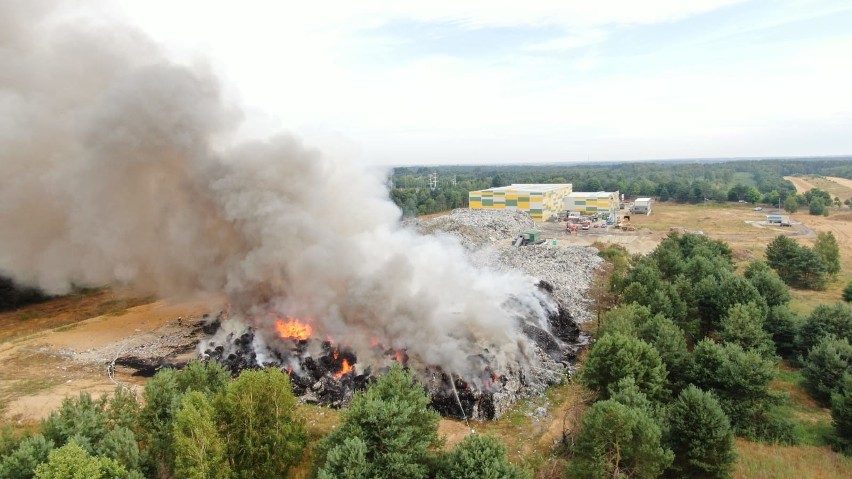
[409,209,537,250]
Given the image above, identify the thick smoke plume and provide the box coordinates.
[0,2,556,379]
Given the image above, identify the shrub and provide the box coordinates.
[40,392,109,448]
[843,281,852,303]
[33,441,130,479]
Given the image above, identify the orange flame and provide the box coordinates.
[275,318,314,341]
[395,351,404,363]
[334,359,353,379]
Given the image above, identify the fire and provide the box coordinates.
[334,359,353,379]
[275,318,314,341]
[395,350,405,363]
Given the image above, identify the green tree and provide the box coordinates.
[437,434,527,479]
[569,400,673,479]
[718,302,776,358]
[666,386,736,479]
[33,441,130,479]
[177,360,231,397]
[766,235,828,290]
[797,302,852,356]
[0,435,54,479]
[40,392,109,449]
[316,437,370,479]
[744,187,762,204]
[831,373,852,454]
[217,368,306,479]
[316,365,442,479]
[688,340,792,442]
[138,368,182,475]
[94,427,139,473]
[744,260,791,308]
[809,198,828,216]
[801,337,852,406]
[173,392,230,479]
[635,316,691,392]
[764,306,801,358]
[814,232,841,277]
[783,195,799,213]
[844,281,852,302]
[582,333,669,401]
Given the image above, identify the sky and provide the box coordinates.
[107,0,852,165]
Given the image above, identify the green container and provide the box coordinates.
[524,230,540,243]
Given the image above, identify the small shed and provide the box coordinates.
[766,214,784,224]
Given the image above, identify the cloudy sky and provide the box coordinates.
[113,0,852,165]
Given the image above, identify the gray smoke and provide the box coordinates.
[0,1,555,379]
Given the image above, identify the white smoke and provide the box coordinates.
[0,1,555,379]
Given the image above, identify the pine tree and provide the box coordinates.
[437,434,528,479]
[666,386,736,478]
[569,400,673,479]
[802,337,852,406]
[831,373,852,453]
[316,365,442,479]
[718,302,776,358]
[581,333,669,402]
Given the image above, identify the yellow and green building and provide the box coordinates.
[563,191,620,216]
[468,184,573,221]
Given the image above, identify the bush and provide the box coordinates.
[316,365,442,479]
[569,400,673,479]
[666,386,736,479]
[801,337,852,406]
[843,281,852,303]
[436,434,528,479]
[581,333,669,402]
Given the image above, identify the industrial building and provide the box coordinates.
[632,197,653,215]
[563,191,620,217]
[468,184,572,221]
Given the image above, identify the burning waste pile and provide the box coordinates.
[200,278,581,420]
[0,3,590,421]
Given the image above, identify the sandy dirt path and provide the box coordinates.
[785,176,817,194]
[826,176,852,191]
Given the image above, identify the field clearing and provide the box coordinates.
[786,175,852,201]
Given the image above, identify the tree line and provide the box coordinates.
[390,158,852,216]
[566,233,851,478]
[0,362,527,479]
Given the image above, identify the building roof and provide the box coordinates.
[567,191,616,199]
[635,197,652,202]
[477,183,571,193]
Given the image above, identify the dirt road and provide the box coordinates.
[785,176,817,194]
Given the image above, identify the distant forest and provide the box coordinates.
[389,158,852,217]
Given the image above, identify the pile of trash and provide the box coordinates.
[410,209,536,249]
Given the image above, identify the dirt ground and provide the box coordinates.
[0,293,222,423]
